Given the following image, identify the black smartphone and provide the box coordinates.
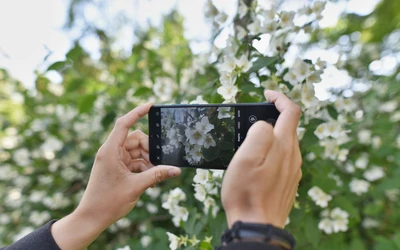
[148,103,279,169]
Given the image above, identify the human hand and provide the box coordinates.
[51,102,181,249]
[221,90,302,228]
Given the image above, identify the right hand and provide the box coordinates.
[221,90,302,228]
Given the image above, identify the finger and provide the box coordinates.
[133,165,181,193]
[127,159,152,172]
[125,130,149,152]
[235,121,274,165]
[264,90,302,137]
[106,102,153,147]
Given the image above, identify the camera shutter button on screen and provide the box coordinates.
[249,115,257,123]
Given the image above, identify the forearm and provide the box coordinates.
[51,208,109,250]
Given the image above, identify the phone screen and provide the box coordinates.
[149,103,279,169]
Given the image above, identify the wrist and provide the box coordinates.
[51,208,109,249]
[226,209,285,229]
[221,221,295,250]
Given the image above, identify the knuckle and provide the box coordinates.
[154,170,165,184]
[292,104,302,117]
[115,117,125,127]
[96,145,107,161]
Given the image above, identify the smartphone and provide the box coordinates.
[148,103,279,169]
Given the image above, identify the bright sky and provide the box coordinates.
[0,0,381,99]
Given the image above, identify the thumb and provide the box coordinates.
[135,165,181,191]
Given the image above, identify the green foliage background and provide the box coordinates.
[1,0,400,249]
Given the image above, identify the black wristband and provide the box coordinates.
[221,221,295,250]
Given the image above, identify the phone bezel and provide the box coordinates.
[148,103,279,169]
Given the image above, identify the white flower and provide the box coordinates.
[13,227,35,241]
[153,77,176,102]
[301,82,318,108]
[140,236,152,248]
[312,1,326,16]
[307,186,332,208]
[238,1,248,18]
[116,246,131,250]
[318,218,333,234]
[260,6,277,22]
[190,95,208,104]
[13,148,31,167]
[145,187,161,199]
[349,179,370,195]
[203,134,216,149]
[262,20,277,34]
[220,73,236,86]
[358,129,371,144]
[330,208,349,233]
[211,169,224,178]
[217,85,239,100]
[171,206,189,226]
[319,208,349,234]
[146,203,158,214]
[335,97,357,113]
[193,183,207,202]
[292,59,311,82]
[380,101,398,112]
[116,218,131,229]
[325,121,341,138]
[0,214,11,225]
[279,11,295,28]
[283,70,298,86]
[166,232,179,250]
[363,167,385,182]
[248,18,263,35]
[215,12,228,25]
[187,129,205,146]
[196,117,214,134]
[203,197,219,216]
[218,107,231,119]
[314,123,327,140]
[220,55,237,73]
[337,149,349,162]
[29,211,51,226]
[362,218,380,229]
[194,169,209,184]
[236,55,252,72]
[355,154,369,169]
[371,136,382,149]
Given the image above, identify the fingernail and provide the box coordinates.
[168,168,180,177]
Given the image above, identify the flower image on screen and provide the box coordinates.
[160,107,235,168]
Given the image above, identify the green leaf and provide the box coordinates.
[78,94,97,113]
[66,78,85,92]
[47,61,70,72]
[248,56,278,73]
[326,105,338,119]
[101,111,116,128]
[203,146,220,162]
[184,209,197,235]
[392,231,400,249]
[373,236,397,250]
[349,238,365,250]
[134,87,153,97]
[304,216,321,247]
[240,83,259,93]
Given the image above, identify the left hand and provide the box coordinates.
[51,102,181,250]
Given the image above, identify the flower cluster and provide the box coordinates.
[318,208,349,234]
[307,186,332,208]
[193,169,223,216]
[166,231,212,250]
[162,188,189,227]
